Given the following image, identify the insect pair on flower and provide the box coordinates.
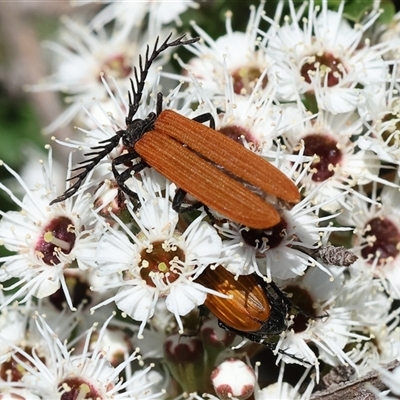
[51,34,303,351]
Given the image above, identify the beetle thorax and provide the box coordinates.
[122,112,157,148]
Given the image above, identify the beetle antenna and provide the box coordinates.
[126,33,200,124]
[50,135,120,204]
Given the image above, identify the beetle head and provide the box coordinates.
[122,112,157,148]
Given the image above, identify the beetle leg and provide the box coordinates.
[275,347,314,366]
[191,113,216,129]
[156,92,163,116]
[112,153,148,201]
[172,188,223,225]
[172,188,204,214]
[218,320,313,365]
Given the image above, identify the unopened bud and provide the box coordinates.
[164,334,206,393]
[93,180,127,218]
[200,317,235,349]
[211,359,256,400]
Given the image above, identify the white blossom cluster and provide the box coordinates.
[1,0,400,398]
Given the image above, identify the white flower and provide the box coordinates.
[282,104,393,213]
[0,149,100,310]
[372,365,400,399]
[255,363,314,400]
[177,59,285,156]
[217,175,348,281]
[187,3,273,98]
[2,313,165,399]
[264,1,393,114]
[0,297,28,357]
[349,182,400,298]
[90,191,222,336]
[376,10,400,61]
[274,267,377,381]
[350,305,400,376]
[0,303,79,384]
[87,0,198,30]
[211,359,256,400]
[0,387,41,399]
[29,17,166,133]
[358,81,400,167]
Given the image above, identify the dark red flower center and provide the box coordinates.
[59,377,105,400]
[300,52,345,87]
[219,125,257,147]
[35,216,76,265]
[0,346,44,382]
[284,285,318,333]
[139,240,186,287]
[232,65,268,95]
[361,217,400,264]
[381,112,400,146]
[301,133,342,182]
[49,273,92,311]
[101,54,132,80]
[241,219,288,250]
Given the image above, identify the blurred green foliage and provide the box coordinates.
[0,87,43,168]
[0,84,44,219]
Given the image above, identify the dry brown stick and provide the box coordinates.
[311,360,400,400]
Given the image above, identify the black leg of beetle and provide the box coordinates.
[268,281,328,320]
[192,113,216,129]
[156,92,163,117]
[172,188,222,225]
[275,347,314,366]
[172,189,219,226]
[172,188,203,214]
[217,321,313,366]
[112,153,148,201]
[203,206,218,225]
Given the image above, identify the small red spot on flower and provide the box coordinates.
[35,216,76,265]
[232,65,268,95]
[301,52,345,87]
[164,336,204,364]
[241,219,288,249]
[59,377,102,400]
[101,54,132,80]
[301,134,341,182]
[139,241,185,287]
[361,217,400,264]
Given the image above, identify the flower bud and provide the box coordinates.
[200,317,235,349]
[93,180,127,218]
[164,334,206,393]
[211,358,256,400]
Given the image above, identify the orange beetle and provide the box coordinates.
[195,266,288,343]
[51,34,300,229]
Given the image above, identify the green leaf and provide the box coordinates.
[0,92,44,168]
[378,1,396,25]
[343,0,378,22]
